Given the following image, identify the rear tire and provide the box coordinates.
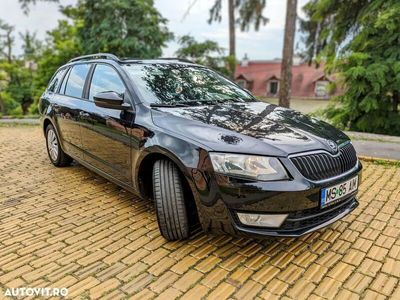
[152,159,190,241]
[45,124,73,167]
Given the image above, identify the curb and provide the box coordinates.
[0,120,40,125]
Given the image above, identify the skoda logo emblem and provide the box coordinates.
[326,139,338,153]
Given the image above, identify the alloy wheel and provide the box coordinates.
[47,129,59,161]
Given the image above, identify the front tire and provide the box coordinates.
[45,124,72,167]
[152,159,190,241]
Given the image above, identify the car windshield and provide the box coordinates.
[123,63,255,106]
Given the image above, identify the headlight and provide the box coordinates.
[209,153,289,181]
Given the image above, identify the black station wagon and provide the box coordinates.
[39,53,362,241]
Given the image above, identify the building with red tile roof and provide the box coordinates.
[235,55,340,99]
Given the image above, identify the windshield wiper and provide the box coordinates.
[150,100,218,107]
[182,98,254,106]
[150,98,253,108]
[179,99,242,106]
[181,99,219,105]
[150,103,189,108]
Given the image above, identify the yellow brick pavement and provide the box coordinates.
[0,126,399,299]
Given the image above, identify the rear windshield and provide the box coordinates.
[123,64,255,105]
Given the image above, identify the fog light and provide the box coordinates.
[237,212,288,228]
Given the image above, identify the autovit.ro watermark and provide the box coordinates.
[4,287,68,298]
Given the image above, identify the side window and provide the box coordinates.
[89,64,126,101]
[59,67,71,95]
[64,64,90,98]
[47,68,67,93]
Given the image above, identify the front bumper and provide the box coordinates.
[232,197,358,238]
[195,158,362,238]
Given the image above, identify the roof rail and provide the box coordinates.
[120,57,194,64]
[157,57,194,63]
[69,53,120,63]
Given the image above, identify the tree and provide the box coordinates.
[228,0,235,59]
[64,0,172,58]
[29,19,82,114]
[10,0,173,115]
[1,61,37,114]
[175,35,229,74]
[278,0,297,108]
[36,19,81,86]
[0,20,15,63]
[0,25,38,115]
[208,0,268,76]
[18,0,172,59]
[301,0,400,135]
[0,20,19,115]
[19,31,42,60]
[209,0,268,55]
[18,0,58,14]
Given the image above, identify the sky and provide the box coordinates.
[0,0,309,60]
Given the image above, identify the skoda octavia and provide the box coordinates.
[39,53,362,241]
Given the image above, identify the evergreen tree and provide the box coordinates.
[301,0,400,135]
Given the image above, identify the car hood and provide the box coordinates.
[151,101,349,156]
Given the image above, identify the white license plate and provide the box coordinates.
[321,176,358,208]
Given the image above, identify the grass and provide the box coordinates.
[372,159,400,167]
[359,156,400,167]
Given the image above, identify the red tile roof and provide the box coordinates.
[235,60,339,98]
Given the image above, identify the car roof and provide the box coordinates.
[66,53,198,67]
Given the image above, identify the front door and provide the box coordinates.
[79,63,134,185]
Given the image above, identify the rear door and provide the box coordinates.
[53,63,91,159]
[79,63,134,185]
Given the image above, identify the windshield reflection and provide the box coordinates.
[123,63,255,105]
[157,102,344,143]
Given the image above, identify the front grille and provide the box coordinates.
[290,142,357,181]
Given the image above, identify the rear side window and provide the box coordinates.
[47,68,67,93]
[88,64,126,101]
[64,64,90,98]
[59,67,71,95]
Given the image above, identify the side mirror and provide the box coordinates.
[94,91,130,110]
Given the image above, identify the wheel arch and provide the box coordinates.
[136,147,200,226]
[43,117,53,135]
[42,117,67,153]
[136,147,192,200]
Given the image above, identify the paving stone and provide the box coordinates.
[0,127,399,299]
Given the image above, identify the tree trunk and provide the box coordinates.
[228,0,235,59]
[279,0,297,108]
[0,98,4,114]
[393,91,399,113]
[6,31,13,63]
